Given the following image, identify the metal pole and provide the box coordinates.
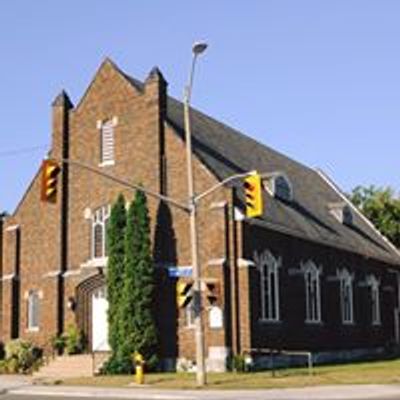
[184,52,207,386]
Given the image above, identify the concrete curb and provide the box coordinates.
[7,384,400,400]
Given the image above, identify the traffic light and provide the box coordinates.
[176,280,193,308]
[41,159,61,203]
[205,281,221,306]
[243,172,263,218]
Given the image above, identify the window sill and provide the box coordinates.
[81,257,108,269]
[26,327,39,333]
[305,320,323,326]
[259,318,281,325]
[182,325,195,330]
[342,320,355,326]
[372,322,382,327]
[99,160,115,168]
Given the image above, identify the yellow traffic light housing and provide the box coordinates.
[205,281,221,306]
[176,280,193,308]
[243,172,263,218]
[41,159,61,203]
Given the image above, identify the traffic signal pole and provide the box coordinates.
[46,40,264,386]
[51,156,259,383]
[183,51,206,386]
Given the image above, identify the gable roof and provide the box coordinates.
[48,58,400,267]
[164,98,400,267]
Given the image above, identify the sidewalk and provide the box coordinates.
[0,375,31,393]
[6,383,400,400]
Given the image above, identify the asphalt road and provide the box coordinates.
[0,394,196,400]
[2,396,400,400]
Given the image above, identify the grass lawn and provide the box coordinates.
[58,358,400,390]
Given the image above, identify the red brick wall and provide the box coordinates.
[0,60,240,365]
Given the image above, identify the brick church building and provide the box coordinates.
[1,59,400,371]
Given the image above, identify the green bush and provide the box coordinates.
[229,354,247,372]
[64,325,83,355]
[0,360,9,374]
[5,358,19,374]
[51,335,66,355]
[101,353,133,375]
[4,339,43,374]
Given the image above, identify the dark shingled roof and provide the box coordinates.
[120,67,400,266]
[166,97,400,267]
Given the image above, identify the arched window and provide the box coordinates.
[302,261,322,323]
[274,175,292,201]
[255,250,281,321]
[342,205,353,225]
[92,205,110,260]
[263,173,293,201]
[329,202,353,225]
[368,275,381,325]
[338,268,354,324]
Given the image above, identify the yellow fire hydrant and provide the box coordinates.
[133,352,145,385]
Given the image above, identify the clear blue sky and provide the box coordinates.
[1,1,399,212]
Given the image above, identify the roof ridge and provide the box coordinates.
[167,97,314,175]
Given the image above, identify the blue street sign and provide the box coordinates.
[167,266,193,278]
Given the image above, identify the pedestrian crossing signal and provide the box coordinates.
[243,172,263,218]
[41,159,61,203]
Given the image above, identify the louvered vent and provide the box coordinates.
[101,120,115,164]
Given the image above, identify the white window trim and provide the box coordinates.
[97,117,118,167]
[338,268,354,325]
[368,274,381,326]
[302,260,322,324]
[27,290,40,332]
[255,250,281,322]
[184,300,195,329]
[99,160,115,168]
[90,205,110,262]
[262,172,293,201]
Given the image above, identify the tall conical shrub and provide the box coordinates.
[105,194,127,372]
[121,190,158,370]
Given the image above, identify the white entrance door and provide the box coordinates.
[92,287,110,351]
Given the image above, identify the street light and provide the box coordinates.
[183,41,208,386]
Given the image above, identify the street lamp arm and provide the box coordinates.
[59,158,190,212]
[194,171,258,203]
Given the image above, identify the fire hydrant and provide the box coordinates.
[133,352,145,385]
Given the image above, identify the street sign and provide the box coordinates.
[167,266,193,278]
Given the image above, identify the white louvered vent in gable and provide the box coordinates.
[100,119,115,165]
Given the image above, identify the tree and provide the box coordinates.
[130,190,158,368]
[121,190,158,370]
[350,185,400,248]
[105,194,127,372]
